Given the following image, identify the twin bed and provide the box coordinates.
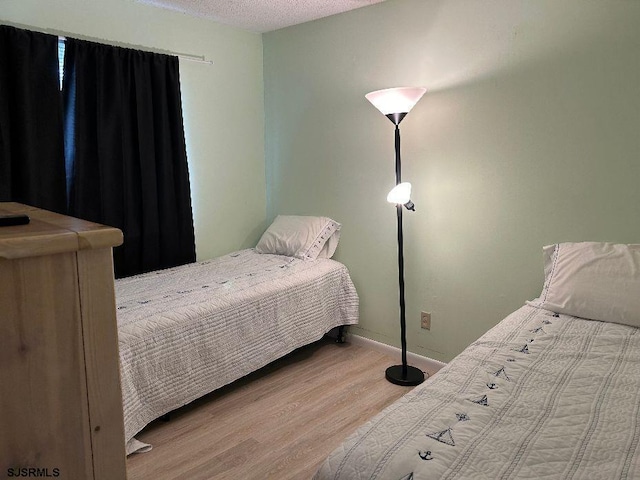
[316,241,640,479]
[116,216,359,454]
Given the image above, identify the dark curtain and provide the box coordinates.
[0,25,67,212]
[63,38,195,277]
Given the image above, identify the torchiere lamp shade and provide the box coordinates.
[365,87,426,120]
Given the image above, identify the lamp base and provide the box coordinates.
[385,364,425,386]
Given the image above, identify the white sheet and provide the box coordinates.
[315,304,640,480]
[116,249,359,454]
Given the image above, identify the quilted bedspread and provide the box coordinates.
[315,304,640,480]
[116,249,359,454]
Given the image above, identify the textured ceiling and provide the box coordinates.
[136,0,386,33]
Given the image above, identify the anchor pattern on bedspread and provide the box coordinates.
[401,311,558,477]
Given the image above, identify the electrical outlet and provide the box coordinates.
[421,311,431,330]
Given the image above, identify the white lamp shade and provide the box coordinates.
[387,182,412,204]
[365,87,426,115]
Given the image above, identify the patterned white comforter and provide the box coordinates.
[315,304,640,480]
[116,249,359,454]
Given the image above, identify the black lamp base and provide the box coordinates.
[385,364,425,386]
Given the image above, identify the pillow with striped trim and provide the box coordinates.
[532,242,640,327]
[255,215,341,261]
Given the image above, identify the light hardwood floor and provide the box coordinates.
[126,338,418,480]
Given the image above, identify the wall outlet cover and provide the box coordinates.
[421,311,431,330]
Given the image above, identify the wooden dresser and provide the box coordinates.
[0,203,127,479]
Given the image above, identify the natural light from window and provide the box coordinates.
[58,38,65,90]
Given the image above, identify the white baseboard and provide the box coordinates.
[347,333,446,377]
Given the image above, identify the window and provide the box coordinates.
[57,37,65,90]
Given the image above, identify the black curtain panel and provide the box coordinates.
[64,38,196,277]
[0,25,67,212]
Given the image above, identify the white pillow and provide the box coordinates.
[255,215,341,260]
[532,242,640,327]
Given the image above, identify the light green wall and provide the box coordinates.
[264,0,640,361]
[1,0,266,261]
[4,0,640,363]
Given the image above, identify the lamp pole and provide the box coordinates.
[395,123,407,377]
[384,118,424,386]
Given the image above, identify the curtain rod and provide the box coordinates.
[3,21,213,65]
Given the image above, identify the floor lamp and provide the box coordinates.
[365,87,426,387]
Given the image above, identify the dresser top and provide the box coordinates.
[0,203,123,260]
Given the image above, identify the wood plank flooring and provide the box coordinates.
[126,338,418,480]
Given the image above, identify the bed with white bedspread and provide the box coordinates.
[117,248,359,454]
[315,242,640,480]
